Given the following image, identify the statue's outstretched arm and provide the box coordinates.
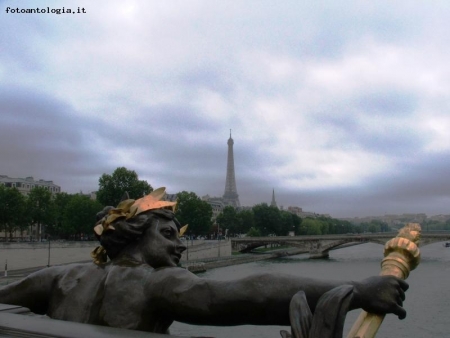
[0,266,61,314]
[146,268,407,326]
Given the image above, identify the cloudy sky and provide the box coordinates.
[1,1,450,218]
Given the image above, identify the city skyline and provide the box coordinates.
[2,1,450,218]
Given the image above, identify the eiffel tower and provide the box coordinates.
[222,130,240,207]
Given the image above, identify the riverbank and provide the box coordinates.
[0,239,231,272]
[0,247,307,285]
[185,247,306,272]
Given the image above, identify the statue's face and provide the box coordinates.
[139,217,186,268]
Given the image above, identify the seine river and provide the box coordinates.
[171,242,449,338]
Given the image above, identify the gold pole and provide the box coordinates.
[347,223,421,338]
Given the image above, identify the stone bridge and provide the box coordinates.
[231,232,450,258]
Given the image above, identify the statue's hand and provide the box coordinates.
[353,276,409,319]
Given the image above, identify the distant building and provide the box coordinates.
[164,193,178,202]
[161,191,225,221]
[201,195,225,220]
[0,175,61,195]
[286,205,328,218]
[89,191,96,200]
[287,206,303,216]
[78,191,97,200]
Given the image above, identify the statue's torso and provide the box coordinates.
[46,262,172,333]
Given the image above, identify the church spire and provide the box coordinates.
[270,188,277,208]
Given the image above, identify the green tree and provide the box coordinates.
[425,220,442,231]
[302,218,322,235]
[252,203,282,236]
[246,226,261,237]
[62,195,103,239]
[319,219,329,235]
[27,187,54,241]
[7,188,28,240]
[280,210,294,236]
[97,167,152,206]
[237,209,254,235]
[0,185,8,236]
[216,206,241,237]
[353,224,363,234]
[367,221,380,233]
[338,220,355,234]
[444,219,450,231]
[175,191,212,236]
[358,222,369,233]
[51,192,74,237]
[0,186,28,240]
[292,213,302,234]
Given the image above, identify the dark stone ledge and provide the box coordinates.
[0,306,192,338]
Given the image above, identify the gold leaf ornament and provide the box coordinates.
[130,187,177,216]
[179,224,188,237]
[116,199,135,211]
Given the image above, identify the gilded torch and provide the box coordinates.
[347,223,421,338]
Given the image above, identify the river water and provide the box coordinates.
[170,242,449,338]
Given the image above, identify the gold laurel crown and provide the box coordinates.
[91,187,187,264]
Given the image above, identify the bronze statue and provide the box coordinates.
[0,188,409,337]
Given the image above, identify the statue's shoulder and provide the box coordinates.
[44,262,110,283]
[143,266,196,287]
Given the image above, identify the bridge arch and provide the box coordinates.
[232,233,450,258]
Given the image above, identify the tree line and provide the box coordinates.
[0,167,214,241]
[3,166,448,241]
[0,185,103,241]
[215,205,394,237]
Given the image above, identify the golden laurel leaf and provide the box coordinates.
[179,224,188,237]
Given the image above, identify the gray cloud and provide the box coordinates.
[0,84,107,191]
[2,0,450,218]
[355,90,418,116]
